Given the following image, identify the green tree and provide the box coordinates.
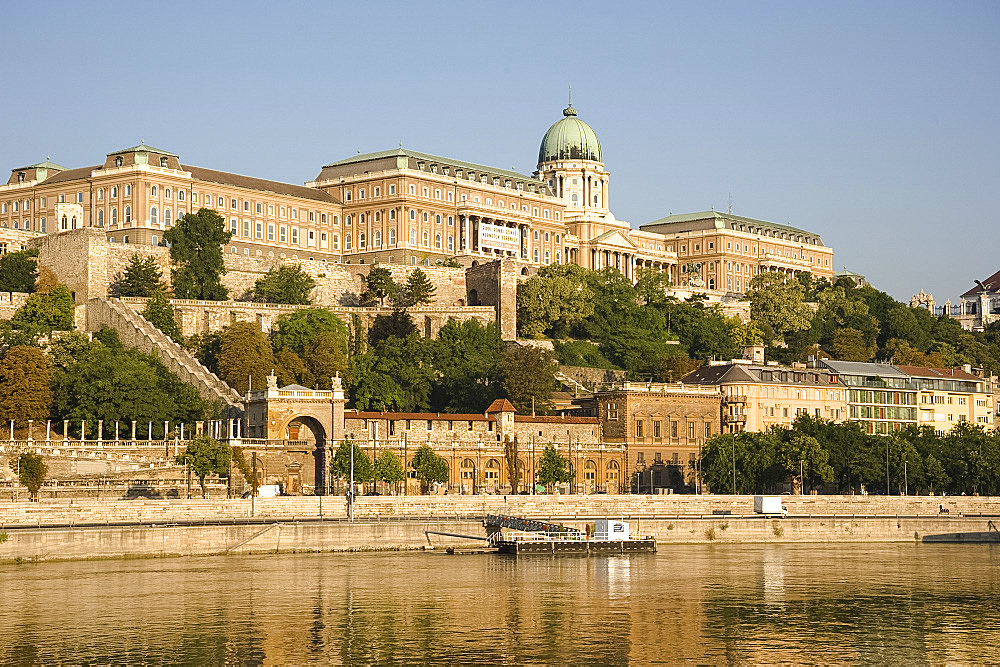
[10,452,47,501]
[113,254,165,297]
[744,271,813,345]
[274,347,313,388]
[52,345,208,439]
[231,446,260,496]
[831,327,877,362]
[776,432,834,493]
[271,308,349,355]
[633,267,673,307]
[500,345,557,414]
[504,436,520,493]
[516,265,594,338]
[47,331,98,369]
[374,450,406,490]
[176,435,231,498]
[368,310,417,346]
[0,346,52,428]
[0,248,38,293]
[922,454,950,495]
[360,266,399,306]
[9,284,75,335]
[330,440,374,486]
[537,444,572,490]
[301,331,349,389]
[163,208,232,300]
[251,264,316,305]
[141,289,182,343]
[429,319,504,413]
[395,268,436,307]
[553,340,617,370]
[217,321,275,395]
[411,443,448,493]
[351,334,433,412]
[184,331,222,375]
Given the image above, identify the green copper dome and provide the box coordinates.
[537,105,602,165]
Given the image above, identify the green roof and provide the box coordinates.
[107,141,177,157]
[834,268,864,277]
[13,159,67,171]
[640,210,822,240]
[538,105,602,164]
[322,147,539,184]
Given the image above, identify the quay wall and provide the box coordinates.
[0,515,994,564]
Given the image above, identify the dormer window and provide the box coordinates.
[160,157,168,167]
[17,172,25,183]
[115,156,123,167]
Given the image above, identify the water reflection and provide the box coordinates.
[0,544,998,663]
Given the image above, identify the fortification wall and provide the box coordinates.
[0,291,29,320]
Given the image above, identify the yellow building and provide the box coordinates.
[2,104,832,293]
[640,211,834,294]
[681,359,848,433]
[897,365,994,434]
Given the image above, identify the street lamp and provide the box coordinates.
[800,459,805,495]
[904,459,908,496]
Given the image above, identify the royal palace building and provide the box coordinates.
[1,103,833,296]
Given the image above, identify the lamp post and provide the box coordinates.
[904,459,908,496]
[800,459,805,495]
[886,439,890,496]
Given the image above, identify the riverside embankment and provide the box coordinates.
[1,495,998,563]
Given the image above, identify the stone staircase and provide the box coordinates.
[87,298,242,409]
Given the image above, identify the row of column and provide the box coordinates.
[5,418,244,442]
[592,249,674,283]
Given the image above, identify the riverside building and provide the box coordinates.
[1,102,833,296]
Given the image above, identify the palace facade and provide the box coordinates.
[1,103,833,297]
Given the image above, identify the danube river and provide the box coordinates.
[1,544,997,663]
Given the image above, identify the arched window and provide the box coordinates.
[71,216,77,229]
[359,232,366,249]
[484,459,500,484]
[388,228,396,245]
[125,206,131,223]
[447,235,454,251]
[97,188,104,201]
[434,233,441,249]
[150,206,158,224]
[332,234,340,250]
[422,231,429,247]
[374,231,381,247]
[111,186,118,198]
[124,185,131,196]
[178,190,185,201]
[164,187,171,199]
[151,185,157,196]
[410,229,417,244]
[97,209,104,226]
[346,233,352,250]
[111,208,118,225]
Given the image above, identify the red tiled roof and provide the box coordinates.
[347,411,488,421]
[960,269,1000,299]
[485,399,516,413]
[896,366,980,382]
[514,415,598,424]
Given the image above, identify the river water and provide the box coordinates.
[1,544,998,664]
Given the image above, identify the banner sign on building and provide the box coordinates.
[479,222,520,253]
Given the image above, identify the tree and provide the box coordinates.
[368,310,417,346]
[330,440,374,486]
[51,345,208,439]
[395,268,436,307]
[231,446,259,496]
[251,264,316,305]
[272,308,350,356]
[633,267,672,307]
[744,271,813,345]
[374,450,405,491]
[274,347,313,388]
[10,452,47,501]
[176,435,231,498]
[0,346,52,428]
[302,331,349,389]
[831,328,877,362]
[430,319,504,413]
[537,444,572,490]
[185,331,222,376]
[411,443,448,493]
[113,254,165,297]
[516,266,594,338]
[163,208,232,300]
[350,335,433,412]
[9,284,75,335]
[776,432,834,493]
[360,266,399,306]
[217,322,275,395]
[142,289,182,343]
[501,345,557,414]
[504,436,520,494]
[0,248,38,294]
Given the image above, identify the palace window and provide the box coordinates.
[388,228,396,245]
[150,206,158,224]
[151,186,158,197]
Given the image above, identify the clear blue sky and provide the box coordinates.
[2,1,997,302]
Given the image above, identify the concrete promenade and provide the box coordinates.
[1,495,997,563]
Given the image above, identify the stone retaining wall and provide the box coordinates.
[3,494,997,529]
